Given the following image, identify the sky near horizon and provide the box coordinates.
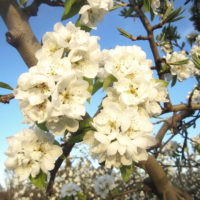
[0,1,197,187]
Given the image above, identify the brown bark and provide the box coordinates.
[155,110,194,148]
[139,156,192,200]
[0,0,41,68]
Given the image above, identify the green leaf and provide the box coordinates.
[0,82,13,90]
[155,79,169,88]
[150,6,155,20]
[83,77,93,94]
[169,58,189,65]
[53,140,61,146]
[75,16,91,32]
[117,27,132,39]
[120,164,134,182]
[103,75,117,91]
[164,6,185,23]
[160,64,170,73]
[144,0,150,12]
[29,171,47,190]
[77,192,86,200]
[68,132,86,144]
[36,122,48,131]
[92,77,103,95]
[19,0,28,6]
[124,7,134,18]
[69,118,94,144]
[171,75,177,87]
[62,0,86,20]
[163,2,174,19]
[79,118,92,130]
[195,144,200,154]
[192,53,200,69]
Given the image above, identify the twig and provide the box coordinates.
[0,93,14,103]
[46,113,90,196]
[22,0,64,18]
[152,19,166,31]
[155,110,194,148]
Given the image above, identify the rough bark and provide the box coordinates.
[139,155,192,200]
[0,0,41,68]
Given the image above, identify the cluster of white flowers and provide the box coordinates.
[14,22,101,135]
[79,0,113,29]
[84,45,168,168]
[94,174,115,199]
[165,51,199,82]
[191,34,200,57]
[60,182,81,198]
[5,128,62,181]
[186,88,200,104]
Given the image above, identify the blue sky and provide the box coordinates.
[0,1,197,187]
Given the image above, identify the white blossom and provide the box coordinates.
[79,0,113,29]
[94,174,115,198]
[165,51,199,81]
[51,73,90,120]
[103,45,153,81]
[187,89,200,104]
[5,128,62,181]
[84,103,156,168]
[60,182,81,198]
[192,135,200,147]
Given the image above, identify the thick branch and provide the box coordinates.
[0,0,41,67]
[139,155,192,200]
[163,103,200,113]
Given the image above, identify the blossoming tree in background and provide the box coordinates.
[0,0,200,199]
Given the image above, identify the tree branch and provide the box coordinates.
[46,141,75,196]
[163,103,200,113]
[0,93,14,104]
[139,155,193,200]
[46,113,90,196]
[0,0,41,68]
[155,110,194,148]
[22,0,64,18]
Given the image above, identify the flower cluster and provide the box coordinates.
[14,22,101,135]
[79,0,113,29]
[165,51,199,82]
[60,182,81,198]
[84,45,168,168]
[5,128,62,181]
[191,34,200,57]
[187,88,200,104]
[94,174,115,199]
